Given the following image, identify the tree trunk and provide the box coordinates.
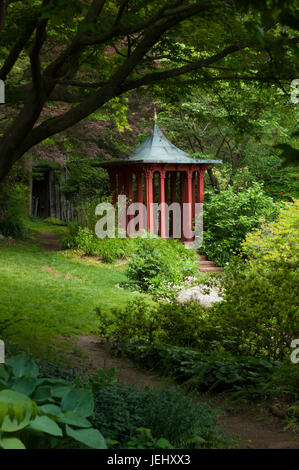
[207,167,220,193]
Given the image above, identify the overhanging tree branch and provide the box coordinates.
[119,42,249,91]
[9,2,212,159]
[30,17,48,96]
[0,0,298,180]
[0,16,38,80]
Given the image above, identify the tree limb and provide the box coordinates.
[0,15,38,80]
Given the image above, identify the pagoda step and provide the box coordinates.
[199,260,216,266]
[200,266,223,273]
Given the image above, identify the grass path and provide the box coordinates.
[0,222,147,358]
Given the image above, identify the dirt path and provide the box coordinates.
[218,413,298,449]
[74,335,299,450]
[74,335,166,387]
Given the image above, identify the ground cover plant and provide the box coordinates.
[0,353,106,449]
[114,342,298,401]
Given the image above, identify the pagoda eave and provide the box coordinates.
[96,159,222,167]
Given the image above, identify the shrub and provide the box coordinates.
[215,259,299,360]
[241,199,299,265]
[0,353,106,449]
[97,298,158,343]
[127,236,199,292]
[97,298,212,348]
[62,225,135,262]
[201,183,280,265]
[91,382,227,448]
[43,217,65,226]
[214,200,299,360]
[0,179,27,238]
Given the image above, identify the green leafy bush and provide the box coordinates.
[127,236,199,292]
[201,183,280,265]
[214,200,299,360]
[215,259,299,360]
[91,382,227,448]
[97,298,211,348]
[97,298,157,343]
[62,225,135,263]
[242,199,299,264]
[0,180,27,238]
[0,354,106,449]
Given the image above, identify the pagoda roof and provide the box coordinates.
[99,122,222,166]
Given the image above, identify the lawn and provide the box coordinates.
[0,221,148,359]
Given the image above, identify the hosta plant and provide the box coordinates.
[0,353,106,449]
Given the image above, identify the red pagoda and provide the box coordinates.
[99,121,221,242]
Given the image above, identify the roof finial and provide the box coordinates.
[153,106,157,121]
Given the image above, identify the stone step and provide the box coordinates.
[199,266,223,273]
[199,255,208,261]
[199,260,215,266]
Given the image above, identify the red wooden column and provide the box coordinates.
[117,170,126,233]
[198,167,206,203]
[185,168,193,242]
[192,170,196,221]
[164,172,169,236]
[136,170,144,232]
[127,170,134,236]
[171,171,177,237]
[159,169,166,239]
[145,167,154,233]
[180,171,187,241]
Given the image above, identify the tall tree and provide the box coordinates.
[0,0,298,179]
